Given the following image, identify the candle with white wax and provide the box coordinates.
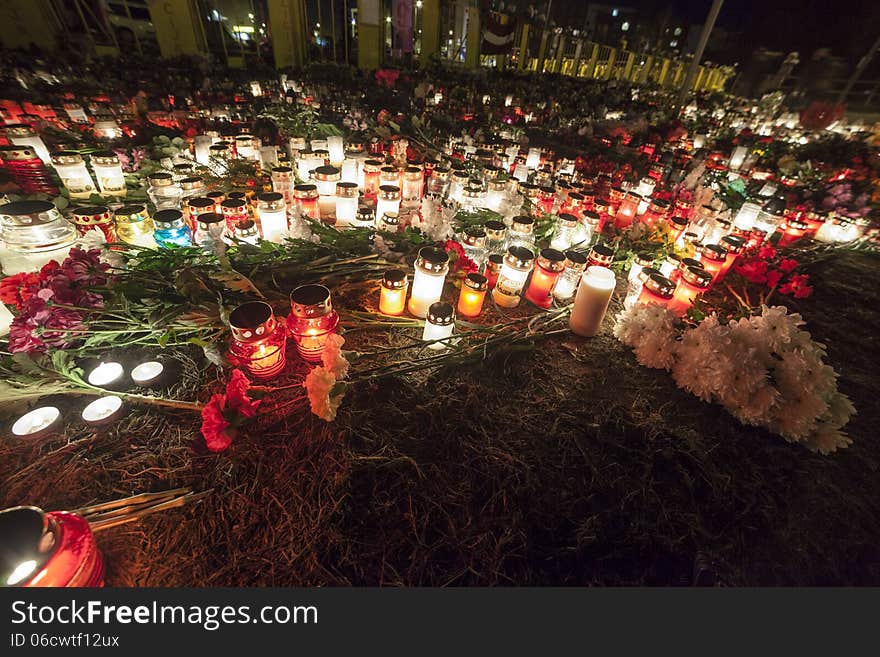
[131,361,165,387]
[12,406,61,438]
[87,362,124,387]
[570,266,616,337]
[82,396,125,425]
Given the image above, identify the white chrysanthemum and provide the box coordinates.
[803,422,853,455]
[77,228,126,269]
[321,333,350,379]
[633,331,677,370]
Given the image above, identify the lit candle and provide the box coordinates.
[668,266,713,316]
[422,302,455,350]
[287,285,340,363]
[87,362,124,388]
[379,270,408,315]
[334,182,359,227]
[457,273,488,318]
[153,209,192,248]
[728,145,748,171]
[314,165,341,219]
[733,201,762,232]
[293,184,320,221]
[12,406,61,438]
[628,253,655,286]
[524,248,566,308]
[408,247,450,318]
[81,395,126,425]
[229,301,288,379]
[131,361,165,387]
[194,135,213,165]
[257,192,288,243]
[587,244,615,269]
[569,266,616,337]
[402,166,424,204]
[71,205,116,243]
[526,148,541,170]
[50,151,96,198]
[376,185,401,221]
[327,135,345,165]
[492,246,535,308]
[89,151,126,197]
[698,244,728,282]
[550,213,580,251]
[485,254,504,289]
[552,250,588,302]
[777,217,809,247]
[637,273,676,307]
[614,193,640,229]
[235,134,257,160]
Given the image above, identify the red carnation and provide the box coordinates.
[201,394,233,452]
[225,369,261,418]
[0,271,41,309]
[779,258,799,273]
[779,273,813,299]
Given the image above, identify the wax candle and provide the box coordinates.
[87,362,124,387]
[379,270,408,315]
[624,266,660,309]
[492,246,535,308]
[484,220,508,255]
[587,244,615,269]
[614,192,640,229]
[457,273,488,317]
[550,213,580,251]
[628,253,655,286]
[524,248,566,308]
[408,247,450,318]
[327,135,345,165]
[234,220,260,244]
[422,302,455,350]
[114,205,156,248]
[698,244,728,282]
[235,134,257,160]
[314,165,341,219]
[777,217,809,247]
[131,361,165,387]
[402,166,423,204]
[485,254,504,289]
[362,160,383,198]
[507,216,535,251]
[147,172,182,210]
[186,197,216,233]
[12,406,61,438]
[637,272,676,307]
[221,198,250,233]
[668,266,713,316]
[50,151,95,198]
[272,166,295,205]
[728,145,748,171]
[228,301,287,379]
[376,185,401,220]
[71,205,115,242]
[733,201,762,232]
[7,124,51,162]
[294,184,320,221]
[194,212,226,254]
[335,182,359,227]
[257,192,288,243]
[153,209,192,248]
[570,266,616,337]
[287,285,340,363]
[81,395,126,426]
[353,207,376,230]
[90,151,126,197]
[462,227,487,269]
[552,250,588,302]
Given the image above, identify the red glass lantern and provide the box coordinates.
[293,184,320,220]
[637,273,676,307]
[221,198,250,233]
[587,243,615,269]
[228,301,288,380]
[186,197,216,234]
[286,285,340,363]
[0,146,58,195]
[777,217,809,247]
[537,186,557,214]
[668,266,713,316]
[698,244,728,283]
[0,506,103,588]
[614,192,640,229]
[593,198,612,232]
[717,235,746,281]
[524,248,566,308]
[71,205,116,242]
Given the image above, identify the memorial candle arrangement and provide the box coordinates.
[90,151,127,197]
[423,302,456,350]
[153,209,192,248]
[50,151,95,198]
[287,285,340,363]
[408,247,450,318]
[379,270,408,316]
[114,205,156,248]
[71,205,116,242]
[228,301,287,380]
[668,266,713,316]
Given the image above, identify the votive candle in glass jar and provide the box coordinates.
[287,284,340,363]
[294,184,320,221]
[147,172,182,210]
[570,266,615,337]
[172,162,195,182]
[484,220,507,255]
[353,207,376,230]
[646,198,670,228]
[624,266,660,309]
[153,209,192,248]
[379,269,408,315]
[538,185,557,214]
[552,250,588,302]
[256,192,288,243]
[578,210,600,245]
[271,166,295,205]
[462,226,487,269]
[327,135,345,165]
[335,182,359,227]
[507,215,535,250]
[71,205,116,242]
[209,142,230,161]
[194,212,226,254]
[235,134,257,160]
[186,196,215,233]
[0,146,58,196]
[593,199,612,232]
[425,166,449,198]
[777,217,809,247]
[668,266,713,316]
[627,252,654,286]
[6,124,51,162]
[457,272,488,317]
[376,185,401,220]
[234,219,260,244]
[486,177,508,212]
[492,246,535,308]
[314,165,341,219]
[90,151,126,197]
[615,192,641,229]
[377,211,399,233]
[408,246,450,318]
[423,302,455,350]
[180,177,206,206]
[221,198,250,233]
[379,165,399,188]
[587,243,614,269]
[674,257,704,284]
[485,253,504,289]
[733,201,762,232]
[637,272,676,307]
[0,200,76,275]
[114,204,156,248]
[401,166,423,204]
[550,213,579,251]
[698,244,727,282]
[363,159,383,198]
[717,234,745,280]
[228,301,287,380]
[525,248,566,308]
[206,191,225,214]
[50,151,95,198]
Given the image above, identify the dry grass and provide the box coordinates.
[1,252,878,586]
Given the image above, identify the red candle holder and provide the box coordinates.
[668,266,713,316]
[637,273,676,307]
[287,285,339,363]
[524,248,566,308]
[698,244,728,283]
[228,301,288,380]
[221,198,250,233]
[0,145,58,195]
[777,217,809,247]
[71,205,116,242]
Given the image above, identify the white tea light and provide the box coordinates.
[12,406,61,437]
[87,362,124,387]
[81,396,125,425]
[131,361,164,386]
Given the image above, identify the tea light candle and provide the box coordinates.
[569,266,616,337]
[376,185,401,220]
[408,247,450,318]
[552,250,588,302]
[379,270,408,315]
[87,362,124,387]
[287,285,340,363]
[12,406,61,438]
[229,301,288,378]
[131,361,165,387]
[422,302,455,350]
[81,395,126,425]
[457,273,488,317]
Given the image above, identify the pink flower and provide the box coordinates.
[62,247,109,287]
[201,394,233,452]
[7,298,86,354]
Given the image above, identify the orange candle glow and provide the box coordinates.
[524,248,566,308]
[667,266,713,316]
[698,244,727,283]
[637,273,676,307]
[457,273,488,317]
[379,270,408,315]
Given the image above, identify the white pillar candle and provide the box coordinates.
[526,148,541,170]
[334,183,359,227]
[408,247,450,318]
[327,136,345,164]
[570,266,616,337]
[341,158,359,184]
[194,135,213,165]
[512,164,529,182]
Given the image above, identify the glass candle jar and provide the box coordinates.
[570,266,616,337]
[492,246,535,308]
[507,215,535,250]
[186,196,215,233]
[228,301,287,380]
[235,134,257,160]
[287,284,340,363]
[335,182,359,227]
[674,257,704,284]
[256,192,288,243]
[425,166,449,198]
[593,199,612,232]
[456,272,488,318]
[525,248,566,308]
[717,234,745,280]
[587,244,614,269]
[327,135,345,165]
[646,198,670,227]
[777,217,809,247]
[408,246,450,318]
[484,220,507,255]
[698,244,727,282]
[71,205,116,242]
[538,186,557,214]
[552,250,588,302]
[353,207,376,230]
[380,165,400,189]
[615,192,641,229]
[363,160,383,198]
[314,165,341,219]
[423,301,455,350]
[0,145,59,195]
[90,151,126,197]
[485,254,504,289]
[733,201,762,232]
[209,142,230,161]
[50,151,95,199]
[377,211,400,233]
[205,191,225,214]
[294,184,320,221]
[220,198,250,233]
[376,185,401,220]
[624,266,660,309]
[627,252,655,287]
[449,170,470,202]
[146,172,182,210]
[379,269,408,315]
[232,219,259,244]
[637,272,676,307]
[668,266,713,316]
[114,204,156,248]
[271,166,295,205]
[153,209,191,248]
[194,212,226,254]
[6,124,51,162]
[550,213,580,251]
[462,226,487,269]
[486,177,508,212]
[0,200,77,274]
